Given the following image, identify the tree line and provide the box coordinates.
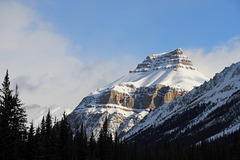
[0,71,240,160]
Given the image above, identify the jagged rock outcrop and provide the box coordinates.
[130,48,196,73]
[68,48,208,139]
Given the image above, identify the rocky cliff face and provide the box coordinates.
[68,48,208,139]
[97,84,187,110]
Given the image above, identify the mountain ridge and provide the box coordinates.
[124,61,240,147]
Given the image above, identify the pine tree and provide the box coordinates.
[12,85,27,139]
[73,124,87,160]
[0,70,27,160]
[98,117,113,160]
[89,132,96,160]
[45,110,52,160]
[46,110,52,138]
[35,116,47,160]
[98,118,107,160]
[0,70,13,159]
[27,121,36,160]
[59,112,73,160]
[40,116,46,135]
[51,119,61,160]
[113,131,119,160]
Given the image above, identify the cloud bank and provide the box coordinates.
[185,36,240,78]
[0,1,120,108]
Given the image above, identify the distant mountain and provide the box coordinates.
[125,62,240,148]
[24,104,72,125]
[68,48,208,138]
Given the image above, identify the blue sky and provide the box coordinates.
[0,0,240,108]
[22,0,240,60]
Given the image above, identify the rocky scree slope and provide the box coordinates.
[126,62,240,148]
[67,48,208,139]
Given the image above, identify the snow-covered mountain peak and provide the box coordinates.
[107,49,208,91]
[68,49,209,140]
[130,48,195,73]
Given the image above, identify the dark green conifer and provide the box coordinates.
[59,112,73,160]
[45,110,52,160]
[27,121,36,160]
[0,70,27,160]
[89,132,96,160]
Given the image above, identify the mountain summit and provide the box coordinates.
[107,48,207,91]
[68,49,208,138]
[131,48,194,72]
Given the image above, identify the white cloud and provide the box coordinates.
[184,36,240,78]
[0,1,119,109]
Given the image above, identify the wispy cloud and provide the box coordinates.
[184,36,240,78]
[0,1,120,108]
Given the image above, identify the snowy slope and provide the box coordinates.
[104,48,207,92]
[69,104,149,138]
[24,104,72,126]
[125,62,240,147]
[106,68,206,92]
[68,48,208,139]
